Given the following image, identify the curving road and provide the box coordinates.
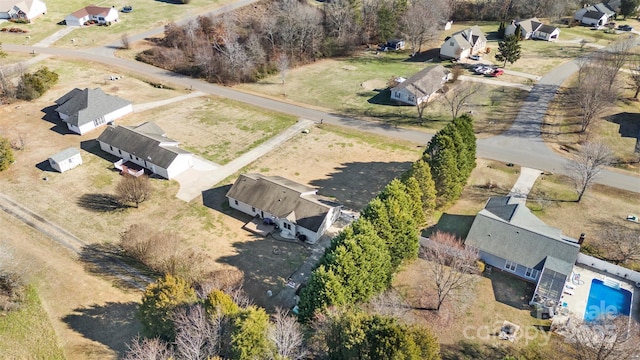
[4,24,639,193]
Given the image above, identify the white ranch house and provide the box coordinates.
[0,0,46,22]
[226,173,341,244]
[390,65,451,106]
[574,3,616,26]
[505,18,560,41]
[48,147,82,173]
[54,88,132,135]
[64,5,119,26]
[97,122,194,180]
[440,26,487,60]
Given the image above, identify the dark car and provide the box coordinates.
[618,25,633,31]
[122,5,133,13]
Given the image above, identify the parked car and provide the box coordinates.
[122,5,133,13]
[473,65,492,74]
[488,69,504,77]
[469,54,481,61]
[618,25,633,31]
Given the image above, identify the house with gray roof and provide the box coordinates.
[226,173,341,244]
[505,18,560,41]
[48,147,82,173]
[55,88,132,135]
[390,65,451,106]
[439,26,487,60]
[465,196,582,306]
[96,122,193,179]
[574,3,616,26]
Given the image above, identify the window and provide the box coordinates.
[68,158,73,163]
[109,145,113,151]
[525,268,539,279]
[449,41,454,46]
[504,260,517,272]
[234,200,238,205]
[283,223,292,230]
[251,207,255,213]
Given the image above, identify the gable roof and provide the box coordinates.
[583,10,606,19]
[517,18,541,33]
[55,88,131,127]
[392,65,449,98]
[593,2,616,15]
[49,147,80,163]
[226,174,339,232]
[96,122,191,169]
[465,196,580,276]
[447,26,486,49]
[537,24,559,34]
[0,0,39,13]
[70,5,112,18]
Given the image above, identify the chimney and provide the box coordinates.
[578,233,586,245]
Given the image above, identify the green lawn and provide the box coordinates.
[0,285,65,359]
[0,0,230,47]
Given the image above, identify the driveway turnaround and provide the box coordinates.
[174,119,315,202]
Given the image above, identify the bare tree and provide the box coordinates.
[324,0,358,52]
[443,83,481,120]
[173,304,220,360]
[571,65,618,133]
[415,100,431,122]
[595,38,635,91]
[628,63,640,99]
[269,308,307,359]
[402,0,450,57]
[597,225,640,265]
[369,289,412,319]
[123,336,174,360]
[567,141,613,202]
[419,231,478,311]
[559,315,640,360]
[276,53,289,86]
[116,174,152,208]
[10,132,27,150]
[121,33,130,50]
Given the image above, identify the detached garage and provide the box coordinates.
[48,147,82,173]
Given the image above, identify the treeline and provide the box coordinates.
[0,66,59,102]
[452,0,581,21]
[298,114,476,321]
[130,274,439,359]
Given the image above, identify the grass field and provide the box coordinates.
[0,285,65,359]
[0,0,230,46]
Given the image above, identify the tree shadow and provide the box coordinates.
[40,105,73,135]
[77,193,125,212]
[424,213,476,240]
[486,269,535,310]
[308,161,414,211]
[62,301,142,357]
[78,243,155,291]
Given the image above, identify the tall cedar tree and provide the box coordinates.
[137,274,198,340]
[230,306,272,360]
[453,114,477,176]
[401,159,437,218]
[495,35,521,67]
[403,176,427,226]
[0,136,14,171]
[298,265,347,322]
[497,21,506,39]
[361,197,394,247]
[426,134,462,207]
[438,123,469,184]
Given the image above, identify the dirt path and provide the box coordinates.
[0,193,151,290]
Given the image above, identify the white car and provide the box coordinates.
[469,55,481,61]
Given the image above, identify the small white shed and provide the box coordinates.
[48,147,82,173]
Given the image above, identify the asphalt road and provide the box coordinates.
[4,36,639,193]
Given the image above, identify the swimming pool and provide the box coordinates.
[584,278,633,321]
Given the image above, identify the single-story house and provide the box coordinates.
[54,88,132,135]
[0,0,46,22]
[48,147,82,173]
[64,5,118,26]
[96,122,193,180]
[440,26,487,60]
[505,18,560,41]
[226,173,342,244]
[385,39,405,51]
[390,65,451,106]
[465,196,582,307]
[574,3,616,26]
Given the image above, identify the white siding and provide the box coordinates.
[26,0,47,20]
[104,104,133,123]
[165,153,193,179]
[64,15,84,26]
[48,153,82,173]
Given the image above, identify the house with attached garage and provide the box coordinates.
[390,65,451,106]
[64,4,119,26]
[505,18,560,41]
[48,147,82,173]
[465,196,582,308]
[439,26,487,60]
[97,122,194,179]
[226,173,342,244]
[54,88,132,135]
[574,3,616,26]
[0,0,47,22]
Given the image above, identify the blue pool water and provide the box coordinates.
[584,279,632,321]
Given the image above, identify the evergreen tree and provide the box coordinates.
[427,135,462,207]
[137,274,198,340]
[439,123,468,184]
[384,197,419,269]
[453,114,477,179]
[621,0,640,18]
[514,24,523,40]
[403,176,427,226]
[297,266,347,322]
[497,21,506,39]
[230,306,272,360]
[16,67,59,100]
[495,35,522,68]
[0,136,14,171]
[402,160,437,218]
[205,289,239,316]
[361,197,394,245]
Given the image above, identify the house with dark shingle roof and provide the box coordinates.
[390,65,451,106]
[96,122,193,179]
[226,173,342,244]
[439,25,487,60]
[574,3,616,26]
[64,4,119,26]
[465,196,582,306]
[505,18,560,41]
[55,88,132,135]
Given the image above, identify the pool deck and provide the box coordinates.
[560,264,640,321]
